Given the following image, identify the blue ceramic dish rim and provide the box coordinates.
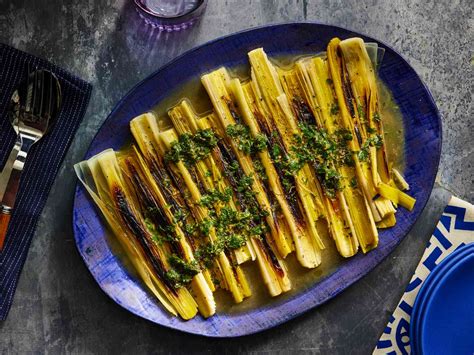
[410,243,474,354]
[73,22,442,337]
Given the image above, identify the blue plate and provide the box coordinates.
[411,244,474,355]
[411,244,474,354]
[422,253,474,354]
[72,23,442,337]
[410,244,474,354]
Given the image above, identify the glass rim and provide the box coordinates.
[134,0,207,20]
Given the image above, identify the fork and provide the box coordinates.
[0,69,61,250]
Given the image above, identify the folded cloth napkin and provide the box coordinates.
[0,44,91,320]
[374,196,474,354]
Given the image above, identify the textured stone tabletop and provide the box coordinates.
[0,0,472,353]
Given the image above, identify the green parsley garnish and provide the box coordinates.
[373,112,381,122]
[358,134,384,162]
[144,218,178,245]
[350,176,358,188]
[198,187,233,208]
[226,123,268,155]
[165,255,200,289]
[164,129,218,166]
[330,102,340,115]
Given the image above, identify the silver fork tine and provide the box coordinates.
[48,72,53,118]
[31,70,38,116]
[34,70,42,116]
[45,73,54,132]
[38,70,45,118]
[34,70,39,116]
[25,72,33,114]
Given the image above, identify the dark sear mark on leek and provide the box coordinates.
[125,159,180,251]
[292,96,314,124]
[225,97,241,124]
[269,138,305,218]
[143,150,198,246]
[160,153,215,240]
[372,193,381,201]
[144,146,197,222]
[124,159,202,289]
[254,237,285,277]
[214,140,246,206]
[250,159,279,218]
[188,165,207,195]
[380,142,390,175]
[144,148,185,219]
[354,126,363,146]
[253,110,305,222]
[291,99,343,199]
[214,140,259,213]
[211,137,284,272]
[112,185,178,294]
[337,49,381,164]
[256,165,279,220]
[338,47,357,119]
[342,79,355,118]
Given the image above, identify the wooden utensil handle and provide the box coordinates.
[0,134,22,202]
[0,210,11,251]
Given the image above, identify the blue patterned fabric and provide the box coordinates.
[0,44,92,320]
[374,196,474,354]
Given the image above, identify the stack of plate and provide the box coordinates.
[410,243,474,354]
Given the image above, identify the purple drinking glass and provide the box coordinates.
[134,0,207,32]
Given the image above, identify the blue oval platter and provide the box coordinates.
[73,23,442,337]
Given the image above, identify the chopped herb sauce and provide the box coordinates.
[164,255,200,289]
[198,187,233,208]
[226,123,268,155]
[330,102,340,115]
[165,129,218,166]
[357,133,384,162]
[268,123,354,198]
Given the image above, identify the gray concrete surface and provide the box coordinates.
[0,0,472,353]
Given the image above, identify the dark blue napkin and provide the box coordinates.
[0,44,92,320]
